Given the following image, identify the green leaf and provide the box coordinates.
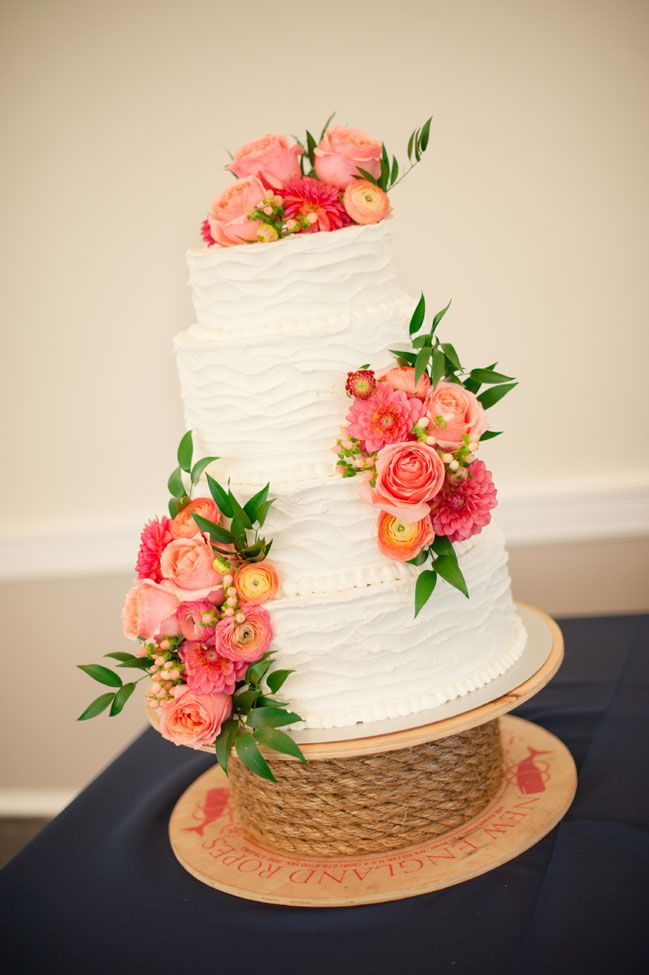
[431,299,452,333]
[480,429,503,441]
[167,467,185,499]
[380,144,390,190]
[415,569,437,617]
[414,127,422,162]
[407,129,416,162]
[77,664,122,688]
[243,483,270,523]
[215,718,238,774]
[109,682,136,716]
[191,455,218,484]
[431,347,446,387]
[305,129,316,167]
[414,345,432,385]
[255,500,274,528]
[420,115,432,151]
[389,348,416,365]
[319,111,336,140]
[206,474,234,518]
[246,654,274,686]
[191,512,233,544]
[104,652,136,663]
[469,368,514,385]
[105,652,150,670]
[435,554,469,598]
[390,154,399,187]
[229,517,247,550]
[235,732,276,782]
[168,498,180,518]
[441,342,462,370]
[406,548,429,566]
[177,431,194,473]
[266,669,293,694]
[431,535,455,558]
[227,490,253,530]
[356,166,380,186]
[254,728,307,764]
[233,687,260,714]
[409,293,426,335]
[477,382,518,410]
[246,707,302,729]
[463,377,481,394]
[77,692,115,721]
[256,696,289,708]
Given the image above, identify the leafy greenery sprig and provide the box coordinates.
[354,116,432,193]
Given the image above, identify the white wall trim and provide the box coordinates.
[0,478,648,582]
[0,789,77,818]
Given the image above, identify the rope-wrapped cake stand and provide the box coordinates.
[164,603,577,907]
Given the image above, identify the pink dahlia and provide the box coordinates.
[135,517,173,583]
[201,218,216,247]
[179,640,247,696]
[281,176,351,233]
[346,381,426,453]
[430,460,498,542]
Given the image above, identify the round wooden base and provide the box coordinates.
[169,715,576,907]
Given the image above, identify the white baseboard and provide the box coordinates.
[0,789,77,818]
[0,478,648,582]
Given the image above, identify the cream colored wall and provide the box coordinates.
[1,0,648,806]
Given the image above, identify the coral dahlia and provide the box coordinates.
[347,381,426,453]
[281,176,351,233]
[429,460,497,542]
[179,641,246,696]
[201,218,216,247]
[135,517,173,583]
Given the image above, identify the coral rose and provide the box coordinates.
[214,605,273,664]
[171,497,220,539]
[377,511,435,562]
[380,366,430,401]
[314,125,382,189]
[159,685,232,749]
[425,382,487,450]
[176,599,219,641]
[160,536,222,596]
[227,133,303,189]
[235,562,280,605]
[121,579,180,644]
[364,441,446,522]
[207,175,267,247]
[343,179,391,225]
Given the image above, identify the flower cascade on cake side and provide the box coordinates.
[77,432,305,782]
[335,296,518,616]
[201,114,433,246]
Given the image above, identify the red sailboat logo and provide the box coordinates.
[183,787,230,836]
[507,747,551,794]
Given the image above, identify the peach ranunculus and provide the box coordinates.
[207,175,267,247]
[380,366,430,401]
[159,685,232,749]
[364,441,446,523]
[171,497,220,539]
[314,126,382,189]
[235,561,280,605]
[214,605,273,664]
[160,536,222,595]
[227,133,303,189]
[343,179,391,225]
[121,579,181,644]
[424,382,487,450]
[377,510,435,562]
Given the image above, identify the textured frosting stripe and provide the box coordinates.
[187,220,399,329]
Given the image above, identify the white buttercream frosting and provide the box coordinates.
[177,222,527,730]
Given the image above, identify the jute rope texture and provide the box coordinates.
[229,718,504,857]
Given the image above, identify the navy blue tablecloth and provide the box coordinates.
[2,615,648,974]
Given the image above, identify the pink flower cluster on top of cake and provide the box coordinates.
[334,295,516,614]
[200,114,433,247]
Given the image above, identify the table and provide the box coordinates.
[2,615,648,974]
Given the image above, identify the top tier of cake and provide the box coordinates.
[187,220,398,331]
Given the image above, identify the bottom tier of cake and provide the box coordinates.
[271,523,527,729]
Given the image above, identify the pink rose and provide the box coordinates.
[159,685,232,749]
[176,599,219,641]
[160,536,222,596]
[364,441,446,523]
[342,180,391,225]
[380,366,430,401]
[121,579,181,644]
[227,133,303,189]
[214,605,273,664]
[171,497,220,539]
[424,382,487,450]
[314,126,382,189]
[207,175,267,247]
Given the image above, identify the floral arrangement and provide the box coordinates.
[77,432,305,782]
[335,296,517,615]
[201,114,432,247]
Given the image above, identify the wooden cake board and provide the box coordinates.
[168,606,576,907]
